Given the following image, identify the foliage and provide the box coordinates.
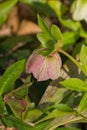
[0,0,87,130]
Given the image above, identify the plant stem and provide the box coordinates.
[59,48,87,76]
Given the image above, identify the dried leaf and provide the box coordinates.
[0,24,11,37]
[7,7,20,33]
[17,20,41,35]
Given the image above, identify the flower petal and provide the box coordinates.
[26,53,37,72]
[37,58,49,81]
[26,51,62,81]
[26,53,45,78]
[72,0,87,22]
[47,53,61,80]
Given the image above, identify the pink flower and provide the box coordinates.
[26,51,62,81]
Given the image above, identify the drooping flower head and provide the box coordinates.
[26,50,62,81]
[72,0,87,22]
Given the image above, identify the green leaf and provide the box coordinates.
[37,15,55,49]
[37,33,51,47]
[36,108,75,124]
[48,0,81,31]
[48,0,66,17]
[0,0,17,25]
[4,94,27,118]
[37,32,55,53]
[63,31,79,50]
[0,59,25,95]
[2,115,34,130]
[24,109,42,122]
[4,83,33,118]
[0,96,7,114]
[39,87,69,111]
[37,15,64,52]
[72,39,87,57]
[53,104,73,112]
[2,115,50,130]
[20,0,46,4]
[80,45,87,73]
[78,92,87,113]
[51,25,63,43]
[48,88,69,105]
[60,78,87,92]
[37,15,52,38]
[35,120,50,130]
[44,114,81,130]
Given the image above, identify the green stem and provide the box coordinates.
[59,49,87,76]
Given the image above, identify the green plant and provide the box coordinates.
[0,0,87,130]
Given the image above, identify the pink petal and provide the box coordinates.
[26,53,37,72]
[55,53,62,67]
[26,51,62,81]
[26,53,45,78]
[47,53,61,80]
[37,58,49,81]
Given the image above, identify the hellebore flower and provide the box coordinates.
[72,0,87,22]
[26,51,62,81]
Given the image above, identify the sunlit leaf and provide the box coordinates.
[37,33,51,48]
[0,59,25,95]
[36,108,75,124]
[80,45,87,73]
[53,104,73,112]
[51,25,63,42]
[60,78,87,92]
[78,92,87,113]
[37,15,52,38]
[51,24,63,47]
[23,109,42,122]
